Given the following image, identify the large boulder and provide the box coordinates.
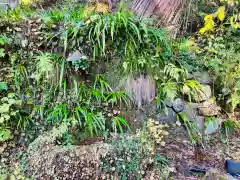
[198,99,220,116]
[156,99,198,123]
[173,98,184,112]
[192,84,212,102]
[172,98,198,122]
[195,116,205,133]
[204,118,220,135]
[190,71,211,85]
[154,107,177,123]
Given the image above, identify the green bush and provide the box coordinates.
[196,22,240,111]
[101,134,142,180]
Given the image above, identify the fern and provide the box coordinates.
[36,53,54,82]
[227,91,240,111]
[160,81,178,100]
[182,80,203,101]
[164,63,186,81]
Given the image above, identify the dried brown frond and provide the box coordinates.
[130,0,198,36]
[119,74,156,108]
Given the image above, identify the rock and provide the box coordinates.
[155,107,177,123]
[182,103,198,121]
[191,71,211,84]
[199,99,220,116]
[67,51,87,62]
[192,84,212,102]
[2,142,7,149]
[162,100,173,108]
[0,146,5,154]
[203,168,226,180]
[204,118,219,135]
[188,102,199,109]
[195,116,205,133]
[173,98,184,112]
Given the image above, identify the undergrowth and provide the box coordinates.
[1,2,239,179]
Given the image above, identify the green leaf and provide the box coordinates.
[8,93,15,98]
[0,82,8,91]
[0,103,10,113]
[1,97,8,102]
[8,99,16,105]
[0,117,4,123]
[10,111,17,116]
[0,48,5,58]
[0,128,11,141]
[3,114,10,120]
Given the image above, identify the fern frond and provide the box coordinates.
[36,53,54,82]
[161,81,178,100]
[164,64,186,81]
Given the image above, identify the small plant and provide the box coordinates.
[146,118,168,146]
[0,93,22,136]
[40,8,65,25]
[46,103,69,124]
[100,134,142,180]
[223,119,240,133]
[111,116,129,134]
[35,52,55,82]
[194,6,240,111]
[177,112,201,145]
[156,63,202,108]
[0,127,11,141]
[0,35,11,58]
[154,154,174,179]
[0,35,11,45]
[44,74,130,141]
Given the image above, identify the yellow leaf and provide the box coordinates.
[95,2,109,13]
[200,14,216,34]
[230,14,240,29]
[84,6,95,18]
[199,27,207,34]
[217,6,225,21]
[204,14,214,22]
[205,19,215,30]
[199,19,215,34]
[22,0,38,5]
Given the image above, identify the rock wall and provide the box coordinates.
[133,71,222,135]
[0,0,19,8]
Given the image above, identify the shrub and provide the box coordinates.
[194,6,240,111]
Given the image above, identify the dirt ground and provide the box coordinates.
[157,123,240,179]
